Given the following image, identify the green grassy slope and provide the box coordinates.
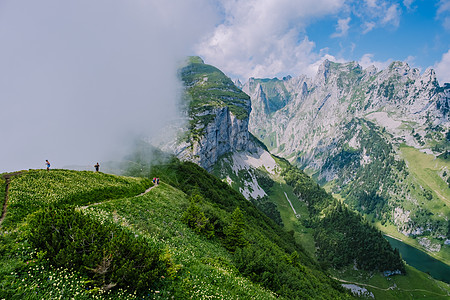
[81,183,279,299]
[212,152,450,298]
[266,180,316,256]
[378,145,450,265]
[0,167,351,299]
[2,169,151,228]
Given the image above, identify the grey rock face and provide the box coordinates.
[175,57,256,171]
[245,60,449,171]
[176,105,257,171]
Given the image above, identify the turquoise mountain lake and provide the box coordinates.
[384,235,450,283]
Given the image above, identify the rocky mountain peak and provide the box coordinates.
[175,58,257,171]
[365,65,378,76]
[233,78,243,88]
[421,67,438,85]
[314,59,331,84]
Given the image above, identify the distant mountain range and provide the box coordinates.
[242,60,450,260]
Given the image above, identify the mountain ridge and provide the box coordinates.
[243,58,450,263]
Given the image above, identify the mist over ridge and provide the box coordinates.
[0,0,217,173]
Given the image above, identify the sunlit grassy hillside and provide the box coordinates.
[0,167,351,299]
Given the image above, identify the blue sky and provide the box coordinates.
[197,0,450,83]
[307,0,447,71]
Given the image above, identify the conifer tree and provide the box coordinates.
[224,207,248,251]
[182,194,214,238]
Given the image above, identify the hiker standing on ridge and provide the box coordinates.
[45,160,50,171]
[94,162,100,172]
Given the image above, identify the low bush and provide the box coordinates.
[182,194,214,238]
[26,206,177,292]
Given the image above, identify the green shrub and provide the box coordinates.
[224,207,248,251]
[182,194,214,238]
[26,207,177,292]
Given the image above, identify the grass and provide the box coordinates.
[3,163,448,298]
[3,169,151,228]
[81,183,278,299]
[0,176,6,219]
[331,265,450,299]
[1,171,278,299]
[399,145,450,207]
[266,177,316,256]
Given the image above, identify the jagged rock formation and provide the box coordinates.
[243,60,450,253]
[244,60,449,169]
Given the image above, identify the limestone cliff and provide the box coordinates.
[175,57,256,171]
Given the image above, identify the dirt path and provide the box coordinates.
[137,183,158,196]
[79,183,159,210]
[0,172,24,227]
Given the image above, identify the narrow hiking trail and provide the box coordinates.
[79,183,159,210]
[0,172,24,227]
[137,183,158,196]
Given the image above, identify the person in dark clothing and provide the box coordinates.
[156,178,160,185]
[94,162,100,172]
[45,160,50,171]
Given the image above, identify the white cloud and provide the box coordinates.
[350,42,356,54]
[357,1,403,33]
[443,17,450,30]
[331,17,351,38]
[403,0,415,9]
[405,55,417,66]
[382,4,401,27]
[365,0,378,8]
[362,21,376,34]
[435,49,450,84]
[437,0,450,14]
[195,0,346,79]
[359,53,392,70]
[437,0,450,30]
